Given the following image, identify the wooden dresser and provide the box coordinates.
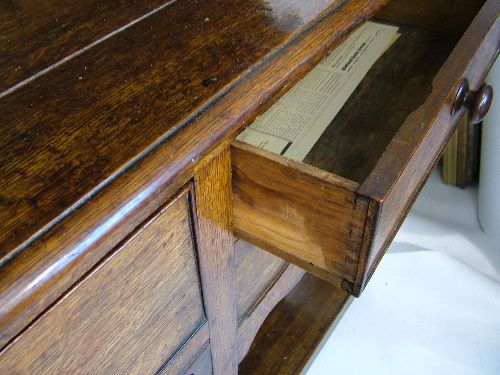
[1,1,498,374]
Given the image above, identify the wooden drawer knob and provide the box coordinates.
[453,79,494,124]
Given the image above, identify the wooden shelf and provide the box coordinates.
[239,274,350,374]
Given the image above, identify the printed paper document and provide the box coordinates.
[236,22,400,161]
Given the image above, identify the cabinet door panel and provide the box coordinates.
[0,187,206,375]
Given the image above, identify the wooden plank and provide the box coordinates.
[0,187,206,374]
[235,240,287,322]
[239,274,350,374]
[157,325,210,375]
[232,141,366,285]
[237,264,305,362]
[0,0,389,347]
[356,0,499,294]
[182,345,214,375]
[0,0,344,260]
[0,0,170,92]
[193,148,238,375]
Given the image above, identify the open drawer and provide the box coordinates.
[232,0,499,296]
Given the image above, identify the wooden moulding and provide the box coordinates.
[232,0,500,296]
[0,186,209,374]
[235,239,288,323]
[237,263,306,363]
[0,0,388,348]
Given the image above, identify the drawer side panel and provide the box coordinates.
[232,142,366,284]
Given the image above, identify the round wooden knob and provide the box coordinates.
[452,79,494,124]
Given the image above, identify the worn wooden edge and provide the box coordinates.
[237,264,305,362]
[231,141,359,191]
[351,198,379,297]
[0,0,389,347]
[157,324,210,375]
[354,0,499,293]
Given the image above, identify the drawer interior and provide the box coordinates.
[232,1,496,295]
[301,25,455,184]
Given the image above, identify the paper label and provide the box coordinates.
[237,21,400,161]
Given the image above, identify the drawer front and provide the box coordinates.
[355,0,500,294]
[0,187,206,374]
[232,0,499,296]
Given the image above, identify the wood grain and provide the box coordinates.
[356,0,500,294]
[0,0,170,92]
[0,0,388,346]
[233,1,498,295]
[0,187,206,374]
[237,264,305,363]
[375,0,485,36]
[193,148,238,375]
[232,141,367,284]
[235,240,287,322]
[0,0,344,261]
[182,345,214,375]
[239,274,350,374]
[157,325,210,375]
[304,26,455,183]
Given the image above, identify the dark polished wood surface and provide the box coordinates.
[2,1,496,373]
[0,0,170,92]
[0,0,387,348]
[0,0,343,261]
